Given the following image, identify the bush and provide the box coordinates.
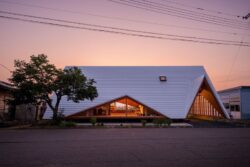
[153,118,172,127]
[165,118,172,126]
[153,118,159,126]
[59,121,76,128]
[35,120,54,126]
[52,112,65,125]
[141,119,147,127]
[97,122,104,126]
[90,117,97,126]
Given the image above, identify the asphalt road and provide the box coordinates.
[0,128,250,167]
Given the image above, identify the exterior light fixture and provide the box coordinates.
[159,76,167,82]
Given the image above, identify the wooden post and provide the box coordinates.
[125,97,128,117]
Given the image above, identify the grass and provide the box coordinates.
[59,121,77,128]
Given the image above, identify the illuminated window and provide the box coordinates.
[72,96,164,118]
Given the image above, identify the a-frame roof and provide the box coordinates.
[43,66,229,119]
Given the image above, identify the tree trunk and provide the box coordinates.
[53,95,61,121]
[45,95,61,121]
[52,109,58,121]
[39,102,47,120]
[35,105,39,121]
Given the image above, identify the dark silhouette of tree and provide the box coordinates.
[9,54,98,120]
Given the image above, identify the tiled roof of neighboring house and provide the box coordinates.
[0,81,14,90]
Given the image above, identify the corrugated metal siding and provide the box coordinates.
[219,89,241,104]
[44,66,221,119]
[241,88,250,119]
[218,89,241,119]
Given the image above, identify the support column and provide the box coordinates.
[125,97,128,117]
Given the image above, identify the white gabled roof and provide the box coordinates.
[44,66,229,119]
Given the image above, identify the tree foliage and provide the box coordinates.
[9,54,98,120]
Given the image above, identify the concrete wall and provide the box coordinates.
[15,104,36,121]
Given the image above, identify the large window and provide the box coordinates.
[109,97,143,116]
[75,96,163,118]
[223,103,229,109]
[230,105,240,112]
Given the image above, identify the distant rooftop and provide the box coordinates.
[218,86,250,93]
[0,80,14,90]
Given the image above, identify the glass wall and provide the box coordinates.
[77,96,162,118]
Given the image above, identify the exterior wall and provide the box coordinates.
[219,89,241,119]
[0,89,12,120]
[15,102,47,121]
[0,91,9,112]
[0,81,47,121]
[241,88,250,119]
[15,104,36,121]
[0,88,37,121]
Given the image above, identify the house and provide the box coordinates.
[43,66,229,121]
[0,80,46,121]
[0,81,14,120]
[218,86,250,119]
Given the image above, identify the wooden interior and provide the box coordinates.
[187,79,226,119]
[67,96,166,121]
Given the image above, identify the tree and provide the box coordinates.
[9,54,98,120]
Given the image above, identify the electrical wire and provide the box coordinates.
[1,0,249,36]
[224,22,250,87]
[160,0,243,18]
[1,10,249,44]
[0,14,249,47]
[0,63,12,72]
[141,0,247,26]
[109,0,250,30]
[117,0,250,28]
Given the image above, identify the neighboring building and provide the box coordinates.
[218,86,250,119]
[0,80,46,121]
[0,81,14,120]
[44,66,229,121]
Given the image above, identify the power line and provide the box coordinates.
[1,10,249,45]
[224,20,250,87]
[110,0,247,30]
[0,14,249,47]
[1,0,249,37]
[160,0,243,18]
[0,63,11,72]
[109,0,250,30]
[119,0,250,28]
[1,10,250,45]
[142,0,246,25]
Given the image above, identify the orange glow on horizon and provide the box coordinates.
[0,0,249,91]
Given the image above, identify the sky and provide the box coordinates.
[0,0,249,91]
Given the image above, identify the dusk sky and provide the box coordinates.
[0,0,249,90]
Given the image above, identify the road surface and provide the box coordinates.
[0,128,250,167]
